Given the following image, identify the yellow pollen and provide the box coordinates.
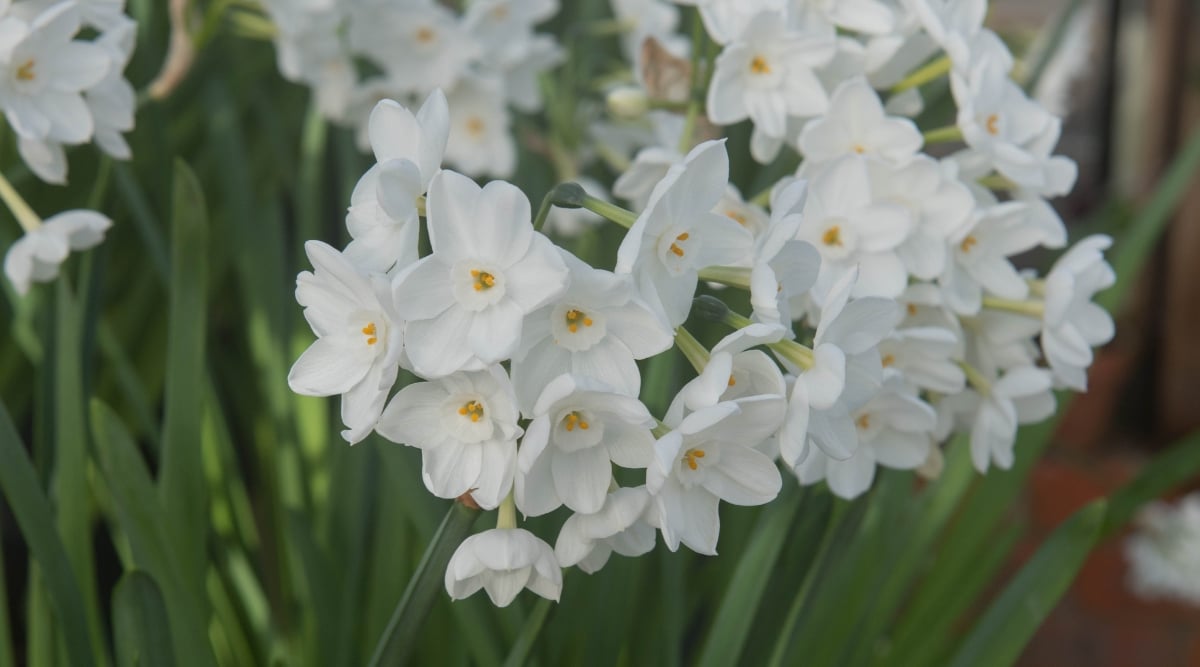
[985,113,999,136]
[856,414,871,430]
[362,322,378,346]
[466,116,485,136]
[727,210,748,226]
[458,400,485,422]
[563,412,590,432]
[822,225,843,247]
[565,309,594,333]
[470,269,496,291]
[881,354,895,367]
[959,235,978,253]
[669,232,690,257]
[728,375,737,387]
[683,448,706,471]
[415,26,436,43]
[906,303,918,316]
[750,56,771,75]
[15,59,35,81]
[491,4,509,19]
[852,144,866,154]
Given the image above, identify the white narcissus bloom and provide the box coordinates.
[796,155,913,299]
[345,90,449,273]
[444,78,517,178]
[648,400,783,555]
[1125,493,1200,607]
[940,202,1041,315]
[512,250,671,412]
[616,139,753,327]
[515,374,656,516]
[391,170,568,378]
[465,0,558,55]
[555,486,657,573]
[706,11,834,138]
[947,365,1055,473]
[747,179,821,329]
[288,241,403,444]
[870,156,975,281]
[489,33,563,113]
[797,76,921,166]
[713,184,770,241]
[682,0,788,46]
[0,2,110,143]
[348,2,478,94]
[375,366,521,509]
[902,0,986,67]
[611,112,685,210]
[878,326,966,394]
[4,210,111,295]
[609,0,684,61]
[446,528,562,606]
[1040,235,1115,390]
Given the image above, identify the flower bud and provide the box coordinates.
[606,86,648,120]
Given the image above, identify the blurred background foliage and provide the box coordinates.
[1,0,1199,665]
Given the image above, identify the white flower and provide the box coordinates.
[375,366,521,509]
[797,76,921,166]
[348,2,478,93]
[1125,493,1200,607]
[288,241,403,444]
[747,179,821,328]
[465,0,558,55]
[902,0,986,67]
[610,0,683,61]
[616,139,753,327]
[611,111,685,210]
[648,399,783,555]
[512,250,671,412]
[713,184,770,241]
[940,202,1042,315]
[878,326,966,394]
[870,155,975,281]
[950,365,1055,473]
[1041,235,1115,390]
[444,78,516,178]
[4,210,110,295]
[706,11,834,138]
[446,528,561,606]
[515,374,656,515]
[555,486,657,573]
[392,169,568,378]
[0,2,110,143]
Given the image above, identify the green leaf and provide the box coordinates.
[0,401,94,667]
[946,500,1107,667]
[1103,432,1200,537]
[502,597,554,667]
[697,490,802,667]
[159,159,209,602]
[112,571,175,667]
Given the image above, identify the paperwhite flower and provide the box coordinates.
[489,33,563,113]
[683,0,787,45]
[288,241,403,443]
[870,155,975,281]
[713,184,770,241]
[902,0,986,67]
[947,365,1055,472]
[515,374,656,515]
[0,2,110,143]
[392,170,568,378]
[345,90,449,273]
[940,201,1041,315]
[610,0,683,61]
[616,139,753,327]
[555,486,657,573]
[375,366,521,509]
[465,0,558,55]
[349,2,478,93]
[4,210,110,295]
[706,11,834,137]
[611,112,686,210]
[1041,235,1115,390]
[797,76,921,166]
[512,250,671,412]
[648,400,783,554]
[878,326,966,394]
[790,0,897,35]
[444,78,516,178]
[1125,493,1200,607]
[747,179,821,328]
[446,528,561,606]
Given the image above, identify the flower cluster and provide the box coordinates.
[259,0,563,178]
[1125,493,1200,607]
[288,0,1116,607]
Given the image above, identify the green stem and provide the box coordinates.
[501,597,555,667]
[923,125,963,145]
[957,361,992,397]
[674,326,710,373]
[496,492,517,530]
[0,170,41,233]
[677,11,707,153]
[976,174,1016,190]
[366,502,479,667]
[579,194,637,229]
[891,56,952,93]
[697,265,752,290]
[768,339,814,371]
[532,189,555,233]
[981,296,1045,319]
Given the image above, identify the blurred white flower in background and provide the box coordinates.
[1126,493,1200,607]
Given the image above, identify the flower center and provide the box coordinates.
[959,235,978,253]
[415,26,436,44]
[669,232,689,257]
[470,269,496,291]
[985,113,1000,136]
[564,309,594,333]
[881,353,895,367]
[852,144,866,154]
[856,414,871,431]
[726,210,748,226]
[491,4,509,19]
[906,303,918,316]
[466,116,485,137]
[362,322,378,346]
[562,411,590,432]
[458,400,485,422]
[727,375,736,387]
[683,448,706,471]
[749,56,771,75]
[15,59,35,81]
[822,225,843,247]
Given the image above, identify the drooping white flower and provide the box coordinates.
[512,250,671,412]
[555,486,657,573]
[797,76,921,166]
[375,366,521,509]
[1040,235,1115,390]
[944,365,1055,473]
[706,11,835,138]
[1125,493,1200,607]
[446,528,562,606]
[515,374,656,515]
[288,241,403,444]
[4,210,111,295]
[616,139,753,327]
[392,169,568,378]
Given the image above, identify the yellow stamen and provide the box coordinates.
[959,235,978,253]
[856,414,871,430]
[683,448,706,471]
[466,116,485,136]
[470,269,496,291]
[565,309,594,333]
[906,303,918,316]
[881,354,895,367]
[728,375,737,387]
[459,400,485,422]
[15,60,35,81]
[985,113,999,136]
[564,412,589,432]
[415,26,436,43]
[822,226,842,247]
[668,232,690,258]
[727,210,748,226]
[853,144,866,154]
[362,322,378,346]
[750,56,770,74]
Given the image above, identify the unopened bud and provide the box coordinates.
[606,86,649,120]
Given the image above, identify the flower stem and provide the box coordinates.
[922,124,963,145]
[0,170,42,233]
[768,339,814,370]
[982,295,1045,319]
[957,360,992,397]
[674,326,710,373]
[697,265,752,290]
[677,11,707,153]
[976,174,1017,191]
[578,194,637,229]
[496,492,517,530]
[366,501,479,667]
[891,55,952,93]
[532,189,555,233]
